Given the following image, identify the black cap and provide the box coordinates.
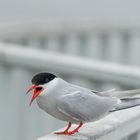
[32,72,57,85]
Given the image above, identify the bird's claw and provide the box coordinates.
[67,130,78,135]
[55,130,78,135]
[55,121,82,135]
[55,131,69,135]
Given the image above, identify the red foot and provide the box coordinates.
[55,130,78,135]
[55,131,69,135]
[55,122,71,135]
[55,121,83,135]
[68,121,83,135]
[67,130,78,135]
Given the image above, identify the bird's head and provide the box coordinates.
[26,72,57,106]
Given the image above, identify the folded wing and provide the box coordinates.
[56,91,118,122]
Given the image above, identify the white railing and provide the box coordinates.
[1,44,140,140]
[38,105,140,140]
[1,43,140,88]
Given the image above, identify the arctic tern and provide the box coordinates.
[26,72,140,135]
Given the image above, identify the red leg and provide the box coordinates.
[55,122,71,135]
[68,121,83,135]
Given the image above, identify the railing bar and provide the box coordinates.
[1,44,140,87]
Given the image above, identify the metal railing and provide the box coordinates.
[1,44,140,140]
[38,105,140,140]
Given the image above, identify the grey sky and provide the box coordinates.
[0,0,139,24]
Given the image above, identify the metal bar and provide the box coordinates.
[1,43,140,87]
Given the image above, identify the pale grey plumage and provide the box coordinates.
[36,77,140,124]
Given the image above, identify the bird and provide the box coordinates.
[26,72,140,135]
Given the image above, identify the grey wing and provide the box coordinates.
[56,91,118,122]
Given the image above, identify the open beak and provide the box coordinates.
[26,84,44,106]
[26,84,37,94]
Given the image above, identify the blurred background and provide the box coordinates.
[1,0,140,140]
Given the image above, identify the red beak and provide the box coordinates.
[26,84,37,94]
[26,84,44,106]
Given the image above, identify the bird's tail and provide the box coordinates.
[101,89,140,98]
[110,98,140,112]
[100,89,140,112]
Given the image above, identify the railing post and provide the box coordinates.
[86,32,103,59]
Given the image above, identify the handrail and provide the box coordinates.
[0,43,140,87]
[38,106,140,140]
